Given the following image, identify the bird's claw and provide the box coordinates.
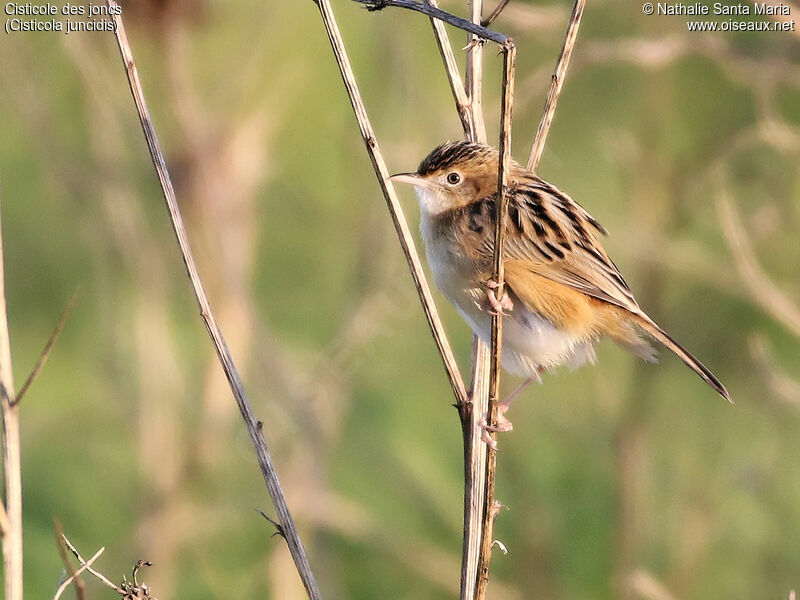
[479,405,513,450]
[486,280,513,315]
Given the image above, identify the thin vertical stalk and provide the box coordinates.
[476,43,515,600]
[105,3,321,597]
[0,187,23,600]
[465,0,488,144]
[326,2,522,596]
[463,0,489,596]
[425,0,476,139]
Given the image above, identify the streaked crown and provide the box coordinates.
[417,141,497,176]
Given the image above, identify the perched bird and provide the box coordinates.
[390,141,730,434]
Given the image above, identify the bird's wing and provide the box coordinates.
[478,177,640,313]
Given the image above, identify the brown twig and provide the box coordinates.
[526,0,585,172]
[105,2,321,598]
[0,183,23,600]
[52,547,106,600]
[13,292,77,406]
[54,521,87,600]
[59,534,119,592]
[54,534,157,600]
[476,42,516,600]
[481,0,510,27]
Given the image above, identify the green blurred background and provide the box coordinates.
[1,0,799,598]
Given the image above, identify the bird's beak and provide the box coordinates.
[388,172,434,189]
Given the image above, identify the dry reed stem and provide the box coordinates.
[348,1,520,595]
[425,0,476,139]
[105,2,320,598]
[327,0,511,595]
[56,534,154,599]
[61,534,132,592]
[526,0,585,172]
[463,0,490,596]
[0,185,23,600]
[464,0,489,145]
[476,42,516,600]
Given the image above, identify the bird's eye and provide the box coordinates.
[447,172,461,185]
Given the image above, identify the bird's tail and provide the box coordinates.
[630,312,731,403]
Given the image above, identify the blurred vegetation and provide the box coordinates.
[0,0,799,598]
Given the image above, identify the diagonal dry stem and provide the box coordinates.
[13,292,78,406]
[482,0,511,27]
[526,0,586,172]
[105,2,321,598]
[54,521,87,600]
[314,0,469,408]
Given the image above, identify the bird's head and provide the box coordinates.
[390,141,502,215]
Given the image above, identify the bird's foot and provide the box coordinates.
[479,403,513,451]
[486,280,513,315]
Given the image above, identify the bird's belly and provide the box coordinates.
[421,219,595,376]
[434,269,594,376]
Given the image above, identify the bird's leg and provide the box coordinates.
[486,279,513,315]
[479,374,539,449]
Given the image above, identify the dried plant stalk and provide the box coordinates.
[343,1,519,596]
[315,0,471,405]
[425,0,476,139]
[0,187,23,600]
[105,2,321,597]
[477,43,516,600]
[527,0,586,172]
[462,1,490,596]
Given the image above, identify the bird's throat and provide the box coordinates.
[413,184,452,217]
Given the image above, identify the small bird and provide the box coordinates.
[390,141,730,436]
